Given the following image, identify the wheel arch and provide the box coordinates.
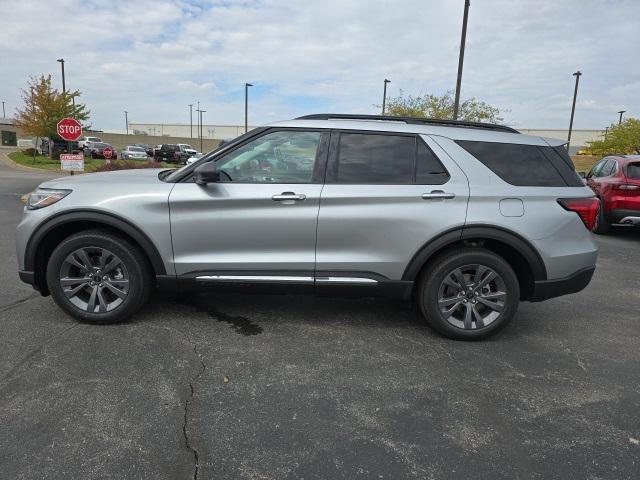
[402,225,547,301]
[25,210,167,295]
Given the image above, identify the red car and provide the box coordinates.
[586,155,640,233]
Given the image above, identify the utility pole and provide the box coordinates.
[618,110,625,124]
[1,101,5,118]
[567,70,582,149]
[199,110,206,152]
[245,83,253,133]
[124,110,129,134]
[382,79,391,115]
[604,126,609,140]
[453,0,470,120]
[189,104,193,138]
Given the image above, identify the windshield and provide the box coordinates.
[129,146,145,152]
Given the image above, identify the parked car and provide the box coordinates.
[50,138,81,156]
[586,155,640,233]
[154,144,190,164]
[186,153,204,165]
[121,145,148,161]
[134,143,154,157]
[177,144,198,156]
[16,114,599,340]
[85,142,117,159]
[78,136,103,150]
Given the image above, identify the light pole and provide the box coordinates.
[618,110,626,124]
[382,79,391,115]
[124,110,129,135]
[245,83,253,133]
[2,101,5,118]
[199,110,206,152]
[453,0,470,120]
[57,58,66,93]
[604,126,609,140]
[567,70,582,149]
[189,104,193,138]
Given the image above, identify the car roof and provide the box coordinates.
[267,115,566,147]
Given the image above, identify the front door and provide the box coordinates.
[169,129,328,280]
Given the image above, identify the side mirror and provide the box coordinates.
[194,162,220,185]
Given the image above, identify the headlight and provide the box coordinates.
[27,188,72,210]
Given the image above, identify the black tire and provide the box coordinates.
[592,201,610,234]
[46,229,152,325]
[417,248,520,340]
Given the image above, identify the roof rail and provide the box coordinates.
[295,114,520,134]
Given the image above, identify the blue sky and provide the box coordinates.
[2,0,638,130]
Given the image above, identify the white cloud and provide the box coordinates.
[1,0,638,129]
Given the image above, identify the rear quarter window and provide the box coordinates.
[455,140,583,187]
[627,163,640,179]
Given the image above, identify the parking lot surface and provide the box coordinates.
[0,159,638,479]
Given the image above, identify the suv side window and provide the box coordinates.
[331,133,449,185]
[456,140,580,187]
[336,133,415,184]
[215,130,322,183]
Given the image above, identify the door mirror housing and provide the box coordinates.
[194,162,220,185]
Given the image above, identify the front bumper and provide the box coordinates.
[529,266,595,302]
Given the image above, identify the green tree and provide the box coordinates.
[587,118,640,156]
[384,89,503,123]
[14,75,90,156]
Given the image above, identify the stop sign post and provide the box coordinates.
[57,118,82,175]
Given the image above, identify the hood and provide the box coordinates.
[39,168,170,189]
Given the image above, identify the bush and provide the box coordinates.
[92,160,168,172]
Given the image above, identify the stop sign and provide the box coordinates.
[103,146,113,159]
[57,118,82,141]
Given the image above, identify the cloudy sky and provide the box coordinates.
[2,0,638,130]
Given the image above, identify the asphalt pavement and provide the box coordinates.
[0,154,638,479]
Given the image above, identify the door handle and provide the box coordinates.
[272,192,306,201]
[421,190,455,200]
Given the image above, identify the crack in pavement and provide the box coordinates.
[0,323,80,387]
[0,292,40,313]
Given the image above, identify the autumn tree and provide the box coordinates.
[14,75,90,155]
[587,118,640,156]
[384,89,504,123]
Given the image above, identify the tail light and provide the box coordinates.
[613,184,640,191]
[557,197,599,231]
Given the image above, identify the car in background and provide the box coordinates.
[134,143,154,157]
[78,136,103,150]
[120,145,148,161]
[154,144,190,164]
[586,155,640,233]
[85,142,117,159]
[186,152,204,165]
[51,138,81,156]
[177,144,197,156]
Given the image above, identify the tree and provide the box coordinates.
[587,118,640,156]
[384,89,503,123]
[14,75,90,156]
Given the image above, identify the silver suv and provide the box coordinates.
[16,114,599,339]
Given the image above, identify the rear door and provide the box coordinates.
[169,129,328,279]
[315,131,469,282]
[624,161,640,211]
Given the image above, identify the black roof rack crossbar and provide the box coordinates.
[295,114,519,134]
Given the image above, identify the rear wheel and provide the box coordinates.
[46,230,151,325]
[417,248,520,340]
[592,201,610,234]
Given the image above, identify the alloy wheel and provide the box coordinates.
[59,247,130,313]
[436,264,507,330]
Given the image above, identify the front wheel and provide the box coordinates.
[46,230,151,324]
[417,248,520,340]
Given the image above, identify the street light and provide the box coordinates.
[124,110,129,135]
[382,79,391,115]
[567,70,582,149]
[56,58,66,93]
[618,110,626,124]
[2,101,5,118]
[189,104,193,138]
[453,0,471,120]
[245,83,253,133]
